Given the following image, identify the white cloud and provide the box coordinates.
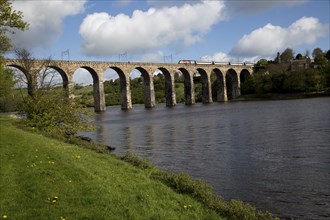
[79,1,225,56]
[201,52,230,62]
[73,69,93,86]
[201,51,259,63]
[231,16,329,57]
[11,1,86,49]
[141,51,164,63]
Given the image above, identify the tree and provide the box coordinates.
[312,48,323,58]
[0,0,28,111]
[14,48,94,137]
[280,48,294,63]
[325,50,330,61]
[0,0,29,56]
[295,53,303,60]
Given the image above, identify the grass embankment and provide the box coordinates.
[0,117,277,220]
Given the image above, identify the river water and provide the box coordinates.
[82,97,330,219]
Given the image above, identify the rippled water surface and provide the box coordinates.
[83,97,330,219]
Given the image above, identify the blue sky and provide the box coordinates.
[10,0,329,64]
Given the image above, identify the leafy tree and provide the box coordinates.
[325,50,330,61]
[295,53,303,60]
[0,0,28,111]
[14,48,94,136]
[280,48,294,63]
[0,0,29,56]
[314,54,328,68]
[0,64,16,111]
[312,48,323,58]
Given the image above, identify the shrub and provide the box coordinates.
[19,89,94,137]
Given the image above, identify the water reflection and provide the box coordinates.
[83,98,330,219]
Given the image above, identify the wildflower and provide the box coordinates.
[46,196,58,204]
[75,155,81,159]
[52,196,58,203]
[183,205,187,209]
[60,216,66,220]
[2,214,8,219]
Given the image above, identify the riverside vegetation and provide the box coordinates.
[0,117,278,220]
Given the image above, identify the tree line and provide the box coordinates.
[240,48,330,96]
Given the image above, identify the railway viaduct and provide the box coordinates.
[5,59,253,112]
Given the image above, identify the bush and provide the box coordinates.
[19,89,94,136]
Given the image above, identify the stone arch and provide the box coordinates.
[135,67,155,108]
[196,68,212,104]
[226,69,240,100]
[212,68,227,102]
[108,67,132,110]
[157,67,176,107]
[178,67,195,105]
[47,66,70,96]
[6,64,35,96]
[75,66,105,112]
[240,69,251,83]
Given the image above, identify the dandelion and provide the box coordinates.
[46,196,58,204]
[52,196,58,203]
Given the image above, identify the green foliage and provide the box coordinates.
[0,0,29,55]
[312,48,324,58]
[19,90,94,136]
[0,63,17,111]
[241,60,329,96]
[280,48,294,63]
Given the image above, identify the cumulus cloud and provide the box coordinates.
[231,16,329,57]
[11,1,86,49]
[79,1,225,56]
[201,51,259,63]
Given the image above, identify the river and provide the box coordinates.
[82,97,330,219]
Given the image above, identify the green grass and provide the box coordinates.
[0,117,222,220]
[0,117,278,220]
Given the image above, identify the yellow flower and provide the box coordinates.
[75,155,81,159]
[2,214,8,219]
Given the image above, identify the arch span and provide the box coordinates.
[196,68,212,104]
[178,68,195,105]
[240,69,251,83]
[226,69,240,100]
[158,67,176,107]
[108,67,132,110]
[135,67,155,108]
[75,66,105,112]
[212,68,227,102]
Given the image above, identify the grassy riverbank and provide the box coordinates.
[0,117,277,219]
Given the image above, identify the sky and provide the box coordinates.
[8,0,330,84]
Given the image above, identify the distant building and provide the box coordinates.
[290,57,312,70]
